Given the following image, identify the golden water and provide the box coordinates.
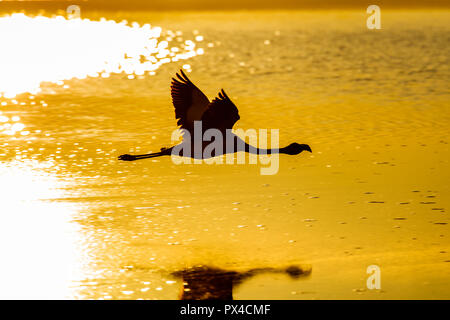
[0,10,448,299]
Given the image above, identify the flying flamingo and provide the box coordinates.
[118,70,311,161]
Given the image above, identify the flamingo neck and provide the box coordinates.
[245,144,280,155]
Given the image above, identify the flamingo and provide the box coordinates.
[172,264,311,300]
[118,70,311,161]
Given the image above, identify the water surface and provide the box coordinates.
[0,10,449,299]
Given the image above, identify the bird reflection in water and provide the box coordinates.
[172,265,311,300]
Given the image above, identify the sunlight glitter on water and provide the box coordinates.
[0,161,89,299]
[0,13,203,99]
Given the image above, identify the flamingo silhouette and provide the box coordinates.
[118,70,311,161]
[172,264,311,300]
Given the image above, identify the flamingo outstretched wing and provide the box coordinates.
[171,69,210,130]
[201,89,240,132]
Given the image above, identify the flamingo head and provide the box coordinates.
[283,143,312,155]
